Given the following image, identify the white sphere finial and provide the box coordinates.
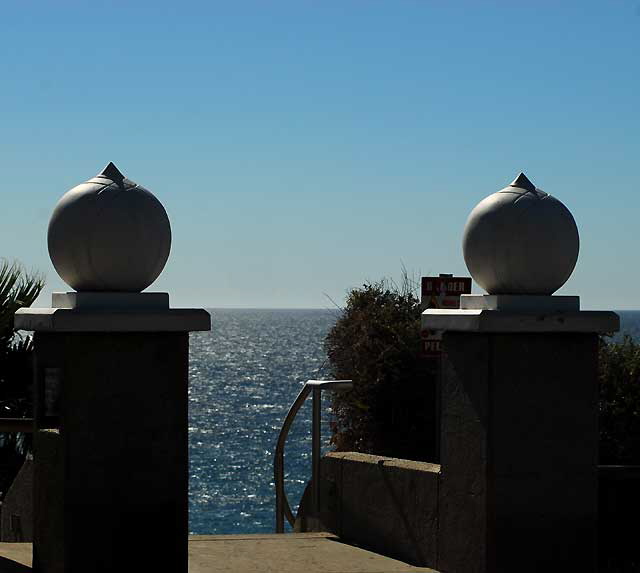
[48,163,172,292]
[462,173,579,295]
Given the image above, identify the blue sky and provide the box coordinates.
[1,1,638,309]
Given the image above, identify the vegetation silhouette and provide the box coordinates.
[0,260,44,497]
[325,272,437,462]
[326,272,640,467]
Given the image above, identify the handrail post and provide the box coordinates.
[311,387,321,527]
[274,380,352,533]
[275,458,285,533]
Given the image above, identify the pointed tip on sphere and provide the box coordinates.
[98,161,125,183]
[509,172,536,192]
[462,175,579,295]
[47,165,172,292]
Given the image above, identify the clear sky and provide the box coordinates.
[1,1,638,309]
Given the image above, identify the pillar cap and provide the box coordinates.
[48,163,172,293]
[460,294,580,312]
[51,291,169,310]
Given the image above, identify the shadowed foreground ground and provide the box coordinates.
[0,533,437,573]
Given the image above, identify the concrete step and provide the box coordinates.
[0,533,438,573]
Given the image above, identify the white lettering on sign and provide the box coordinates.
[423,340,441,353]
[444,281,468,292]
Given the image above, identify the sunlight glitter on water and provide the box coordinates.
[188,308,338,535]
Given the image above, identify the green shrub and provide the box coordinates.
[599,335,640,465]
[325,276,438,462]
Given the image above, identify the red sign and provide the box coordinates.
[421,275,472,310]
[421,275,472,357]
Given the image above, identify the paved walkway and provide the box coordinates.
[0,532,437,573]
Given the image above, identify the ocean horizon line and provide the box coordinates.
[203,306,341,311]
[194,306,640,312]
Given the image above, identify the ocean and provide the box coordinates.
[188,308,339,535]
[188,308,640,535]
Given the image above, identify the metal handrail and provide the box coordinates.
[274,379,353,533]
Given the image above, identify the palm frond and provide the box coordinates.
[0,259,45,347]
[0,258,43,460]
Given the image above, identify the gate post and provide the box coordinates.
[424,173,618,572]
[16,163,210,573]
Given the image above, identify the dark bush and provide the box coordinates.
[599,334,640,465]
[325,277,438,462]
[326,278,640,467]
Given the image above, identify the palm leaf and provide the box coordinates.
[0,259,45,348]
[0,259,44,456]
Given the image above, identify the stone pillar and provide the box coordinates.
[15,164,210,573]
[424,173,619,573]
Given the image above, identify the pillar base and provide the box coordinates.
[19,297,210,573]
[425,305,619,573]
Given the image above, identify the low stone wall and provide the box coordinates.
[296,454,640,570]
[298,452,440,568]
[1,458,33,542]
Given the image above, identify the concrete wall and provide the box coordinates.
[0,458,33,542]
[300,452,440,568]
[440,332,600,573]
[303,453,640,571]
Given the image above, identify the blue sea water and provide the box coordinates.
[188,308,339,535]
[188,308,640,535]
